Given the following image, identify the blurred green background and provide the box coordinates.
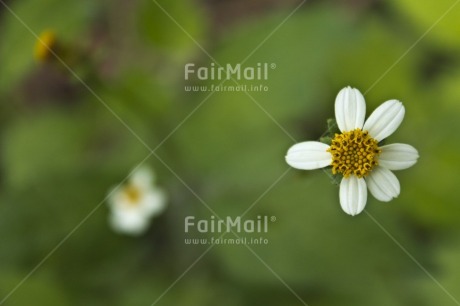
[1,0,460,305]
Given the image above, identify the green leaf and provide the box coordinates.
[388,0,460,49]
[0,272,70,306]
[2,110,88,189]
[138,0,206,59]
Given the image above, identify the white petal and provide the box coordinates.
[131,167,155,190]
[379,143,419,170]
[141,188,167,217]
[334,86,366,132]
[107,187,128,210]
[366,166,400,202]
[339,176,367,216]
[109,210,149,235]
[363,100,405,142]
[285,141,332,170]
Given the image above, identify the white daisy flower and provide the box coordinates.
[286,87,419,216]
[107,167,167,235]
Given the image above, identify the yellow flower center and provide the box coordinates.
[124,185,141,206]
[327,129,381,178]
[34,30,56,62]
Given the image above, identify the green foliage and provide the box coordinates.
[138,0,206,60]
[0,0,104,93]
[1,0,460,305]
[0,272,71,306]
[388,0,460,49]
[419,238,460,305]
[3,110,89,189]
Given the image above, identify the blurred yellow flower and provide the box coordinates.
[34,30,56,62]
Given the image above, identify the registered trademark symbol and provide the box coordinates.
[270,216,276,222]
[270,63,276,69]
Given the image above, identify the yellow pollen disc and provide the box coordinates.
[123,185,142,206]
[34,30,56,62]
[327,129,381,178]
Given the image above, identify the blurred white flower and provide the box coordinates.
[107,167,166,235]
[286,87,419,216]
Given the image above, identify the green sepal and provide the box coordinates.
[319,118,339,144]
[319,136,332,145]
[321,167,341,186]
[327,118,340,135]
